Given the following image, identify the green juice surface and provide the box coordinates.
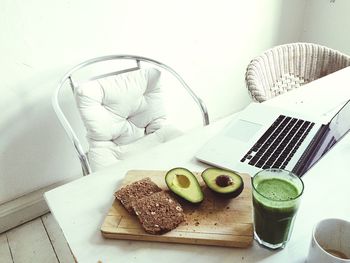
[253,178,301,245]
[256,178,299,201]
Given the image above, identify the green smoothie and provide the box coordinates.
[253,177,302,246]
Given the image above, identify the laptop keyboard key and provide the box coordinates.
[255,161,265,168]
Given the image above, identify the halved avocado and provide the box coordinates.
[165,167,204,203]
[201,168,244,198]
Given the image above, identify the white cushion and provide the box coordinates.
[88,124,183,171]
[74,68,183,171]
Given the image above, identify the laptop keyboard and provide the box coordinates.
[240,115,315,169]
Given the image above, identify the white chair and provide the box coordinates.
[245,43,350,102]
[53,55,209,175]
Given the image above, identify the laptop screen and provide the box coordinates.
[301,100,350,174]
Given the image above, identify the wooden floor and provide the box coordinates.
[0,213,75,263]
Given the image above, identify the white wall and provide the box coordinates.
[0,0,306,204]
[301,0,350,55]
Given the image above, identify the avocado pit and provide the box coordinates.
[201,168,244,198]
[215,175,234,187]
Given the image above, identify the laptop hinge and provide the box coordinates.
[292,124,329,176]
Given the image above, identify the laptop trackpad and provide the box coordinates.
[224,119,263,142]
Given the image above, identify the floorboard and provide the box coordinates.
[42,213,75,263]
[0,232,13,263]
[6,218,59,263]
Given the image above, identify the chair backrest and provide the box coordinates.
[53,55,209,175]
[245,43,350,102]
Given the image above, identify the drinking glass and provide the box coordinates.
[252,168,304,249]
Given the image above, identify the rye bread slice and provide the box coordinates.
[132,191,185,234]
[114,177,162,214]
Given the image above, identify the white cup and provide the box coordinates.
[307,218,350,262]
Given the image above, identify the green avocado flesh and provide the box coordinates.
[165,167,204,203]
[201,168,244,198]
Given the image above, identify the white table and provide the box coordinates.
[45,67,350,263]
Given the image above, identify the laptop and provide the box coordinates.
[195,99,350,177]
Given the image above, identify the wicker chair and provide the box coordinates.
[245,43,350,102]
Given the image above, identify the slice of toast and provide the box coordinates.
[114,177,162,214]
[132,191,185,234]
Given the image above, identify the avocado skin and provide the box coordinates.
[165,167,204,204]
[201,168,244,199]
[168,190,204,207]
[211,182,244,199]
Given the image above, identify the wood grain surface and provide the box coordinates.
[101,170,253,248]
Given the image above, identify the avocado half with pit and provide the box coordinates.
[201,168,244,198]
[165,167,204,203]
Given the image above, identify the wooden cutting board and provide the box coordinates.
[101,170,253,247]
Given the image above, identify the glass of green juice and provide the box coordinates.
[252,168,304,249]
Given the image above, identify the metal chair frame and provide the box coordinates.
[52,55,210,175]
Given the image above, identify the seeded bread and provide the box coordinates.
[132,191,185,234]
[114,177,162,214]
